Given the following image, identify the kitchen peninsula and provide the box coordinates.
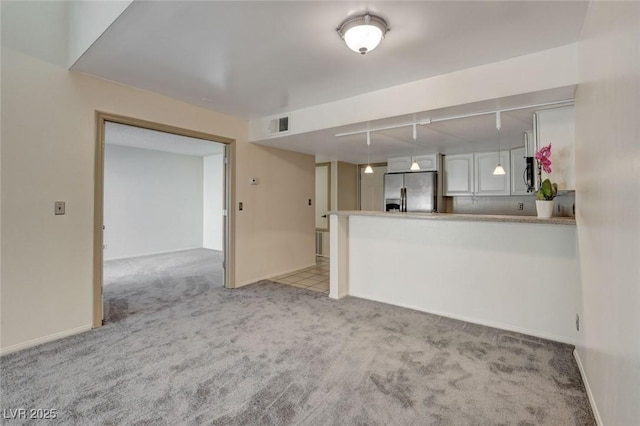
[329,211,578,344]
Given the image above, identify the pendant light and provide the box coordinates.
[409,124,421,171]
[493,111,506,175]
[364,131,374,174]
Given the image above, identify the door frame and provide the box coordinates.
[93,111,235,328]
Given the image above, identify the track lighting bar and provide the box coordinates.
[334,99,574,138]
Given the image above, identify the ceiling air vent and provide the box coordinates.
[268,116,289,136]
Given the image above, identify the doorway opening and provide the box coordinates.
[268,162,331,295]
[94,112,234,327]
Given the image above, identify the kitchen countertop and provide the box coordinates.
[328,210,576,226]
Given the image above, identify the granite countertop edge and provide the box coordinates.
[328,211,576,226]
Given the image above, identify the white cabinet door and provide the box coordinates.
[444,154,473,195]
[387,157,412,173]
[475,151,511,196]
[414,154,438,171]
[510,147,529,195]
[315,164,330,230]
[535,106,575,190]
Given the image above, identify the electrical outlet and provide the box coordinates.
[576,314,580,331]
[517,203,524,211]
[55,201,65,215]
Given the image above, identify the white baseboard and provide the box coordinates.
[0,324,92,356]
[104,246,204,261]
[574,349,603,426]
[348,291,575,345]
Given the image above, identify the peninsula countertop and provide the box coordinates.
[328,210,576,226]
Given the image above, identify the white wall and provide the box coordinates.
[203,154,224,250]
[340,215,579,344]
[0,0,69,67]
[574,2,640,425]
[68,1,132,67]
[104,145,203,260]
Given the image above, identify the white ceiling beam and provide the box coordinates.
[250,43,579,142]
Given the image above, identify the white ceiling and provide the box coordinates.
[105,122,224,157]
[73,1,587,164]
[73,1,588,120]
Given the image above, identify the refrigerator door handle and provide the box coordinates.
[405,187,408,212]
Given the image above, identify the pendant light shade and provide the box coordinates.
[364,131,374,174]
[493,111,505,175]
[337,14,389,55]
[410,124,420,171]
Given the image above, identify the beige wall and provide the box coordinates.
[233,142,315,286]
[336,162,358,211]
[574,1,640,424]
[359,165,387,211]
[0,48,314,352]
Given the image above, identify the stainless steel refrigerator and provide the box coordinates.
[384,171,437,212]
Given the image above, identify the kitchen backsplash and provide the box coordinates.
[442,191,575,217]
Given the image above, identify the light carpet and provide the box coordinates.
[1,249,595,425]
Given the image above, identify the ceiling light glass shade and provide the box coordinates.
[493,164,506,175]
[338,14,389,55]
[410,160,420,171]
[364,165,374,174]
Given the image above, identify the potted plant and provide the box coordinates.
[535,144,557,218]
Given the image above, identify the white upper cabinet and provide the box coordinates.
[444,154,474,195]
[387,157,412,173]
[413,154,438,171]
[510,146,530,196]
[475,151,511,196]
[387,154,438,172]
[445,152,513,196]
[534,106,575,190]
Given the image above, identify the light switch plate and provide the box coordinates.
[55,201,65,215]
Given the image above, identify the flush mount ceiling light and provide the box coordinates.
[337,13,389,55]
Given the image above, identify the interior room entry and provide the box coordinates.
[94,113,233,327]
[103,122,226,258]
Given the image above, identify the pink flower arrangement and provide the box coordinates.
[535,144,558,201]
[536,144,552,174]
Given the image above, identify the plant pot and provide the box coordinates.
[536,200,554,219]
